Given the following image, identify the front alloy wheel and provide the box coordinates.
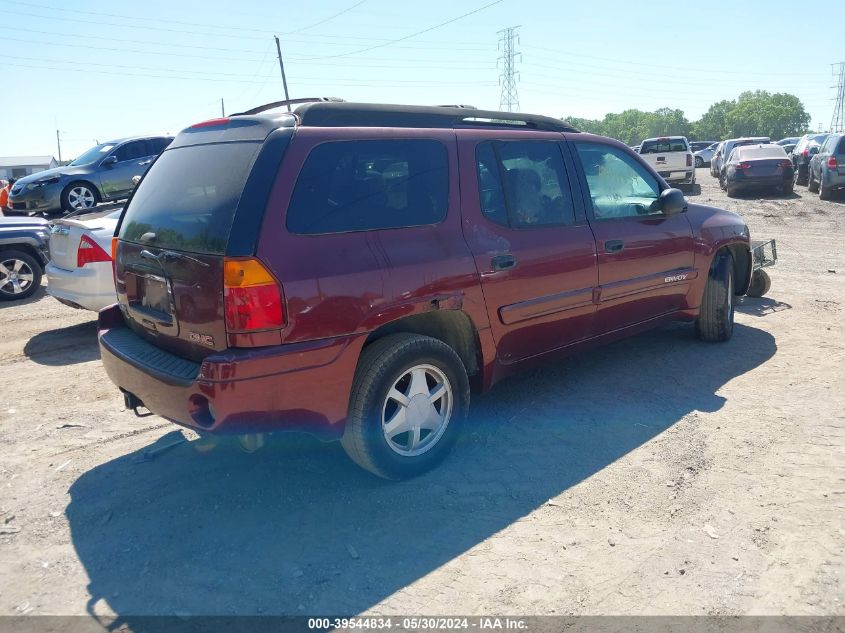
[0,251,41,301]
[65,185,96,211]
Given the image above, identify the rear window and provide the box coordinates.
[640,139,688,154]
[119,142,261,254]
[286,139,448,235]
[736,145,787,160]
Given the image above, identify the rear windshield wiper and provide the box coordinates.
[140,249,209,267]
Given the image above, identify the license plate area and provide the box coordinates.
[125,272,178,334]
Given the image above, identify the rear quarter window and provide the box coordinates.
[286,139,448,235]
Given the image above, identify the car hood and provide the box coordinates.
[13,164,92,186]
[0,215,50,229]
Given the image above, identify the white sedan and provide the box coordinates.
[46,207,120,312]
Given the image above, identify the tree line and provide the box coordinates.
[563,91,812,145]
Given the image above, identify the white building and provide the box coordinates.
[0,156,59,181]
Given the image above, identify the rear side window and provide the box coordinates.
[837,137,845,154]
[119,141,262,254]
[475,140,576,228]
[640,139,688,154]
[286,139,448,235]
[115,140,149,162]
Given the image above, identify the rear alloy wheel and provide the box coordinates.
[807,170,819,193]
[0,250,42,301]
[696,252,735,342]
[341,333,469,480]
[61,183,97,213]
[695,156,704,168]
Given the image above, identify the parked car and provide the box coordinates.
[0,215,50,301]
[46,205,121,311]
[710,137,770,179]
[808,132,845,200]
[776,137,801,147]
[7,136,172,215]
[689,141,717,153]
[694,142,719,168]
[791,133,829,186]
[630,144,641,153]
[98,100,753,480]
[638,136,695,189]
[721,144,793,197]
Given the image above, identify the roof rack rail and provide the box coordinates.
[233,97,345,117]
[294,102,579,133]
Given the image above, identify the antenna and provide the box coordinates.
[497,26,521,112]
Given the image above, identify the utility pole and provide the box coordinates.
[56,129,62,163]
[831,62,845,133]
[274,35,292,111]
[221,98,225,117]
[497,26,521,112]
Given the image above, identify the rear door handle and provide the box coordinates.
[491,254,516,271]
[605,240,624,254]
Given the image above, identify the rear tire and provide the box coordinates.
[0,249,42,301]
[341,333,469,480]
[746,269,771,298]
[695,156,704,168]
[819,179,833,201]
[782,182,794,196]
[794,165,808,187]
[696,252,735,343]
[726,182,738,198]
[808,169,819,193]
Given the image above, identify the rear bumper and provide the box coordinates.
[729,174,791,190]
[97,306,363,438]
[659,170,695,184]
[821,169,845,189]
[46,261,116,312]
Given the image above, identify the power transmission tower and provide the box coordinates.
[498,26,521,112]
[831,62,845,133]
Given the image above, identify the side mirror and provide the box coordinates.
[102,155,118,167]
[659,188,687,215]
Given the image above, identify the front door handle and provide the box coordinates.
[605,240,624,254]
[491,254,516,271]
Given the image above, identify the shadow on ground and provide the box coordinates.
[67,322,776,623]
[24,320,99,365]
[0,283,47,309]
[736,296,792,317]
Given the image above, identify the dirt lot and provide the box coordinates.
[0,169,843,620]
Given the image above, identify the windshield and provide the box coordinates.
[69,143,116,166]
[119,142,261,254]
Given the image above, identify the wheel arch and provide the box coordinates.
[0,242,47,270]
[362,309,483,390]
[724,242,752,295]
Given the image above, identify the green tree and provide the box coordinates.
[725,91,810,140]
[692,99,735,140]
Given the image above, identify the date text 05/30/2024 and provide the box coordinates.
[308,617,528,630]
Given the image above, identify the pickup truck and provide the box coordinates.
[638,136,695,190]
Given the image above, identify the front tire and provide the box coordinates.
[0,250,42,301]
[341,333,469,480]
[696,252,735,342]
[61,182,98,213]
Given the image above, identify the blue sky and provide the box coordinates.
[2,0,842,159]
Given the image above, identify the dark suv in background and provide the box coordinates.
[7,135,172,215]
[791,133,829,186]
[98,100,753,479]
[808,133,845,200]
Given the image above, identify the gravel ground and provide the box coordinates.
[0,169,843,621]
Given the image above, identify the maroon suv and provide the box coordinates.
[99,100,752,479]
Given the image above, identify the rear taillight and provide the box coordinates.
[802,148,809,157]
[829,156,838,169]
[77,235,112,268]
[223,258,285,332]
[190,117,230,129]
[779,160,792,169]
[686,154,692,167]
[737,162,752,170]
[111,237,118,281]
